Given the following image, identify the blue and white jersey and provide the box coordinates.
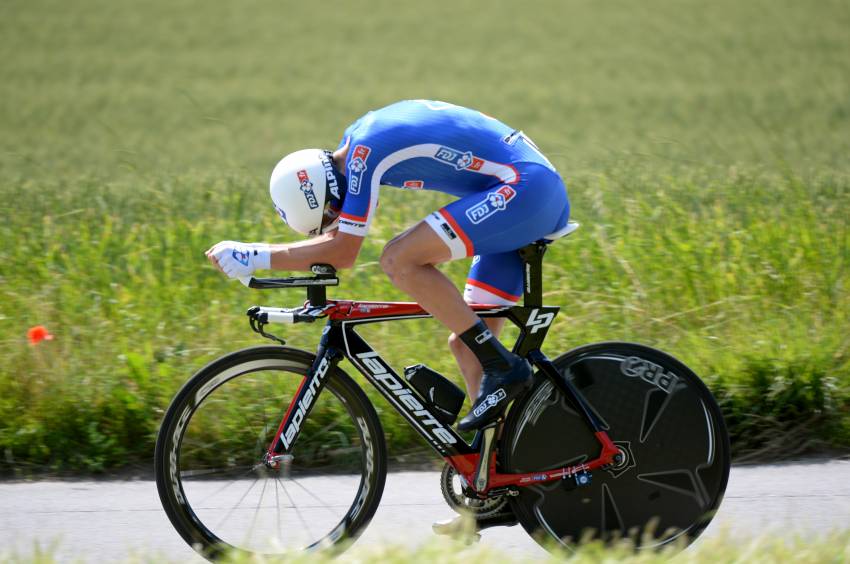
[335,100,557,237]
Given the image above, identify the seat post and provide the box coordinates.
[518,242,548,307]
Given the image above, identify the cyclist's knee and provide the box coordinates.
[381,232,428,276]
[379,240,405,280]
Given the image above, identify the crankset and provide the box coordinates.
[440,463,509,518]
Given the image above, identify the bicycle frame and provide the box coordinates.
[264,298,619,495]
[250,240,619,495]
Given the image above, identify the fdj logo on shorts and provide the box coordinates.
[465,185,516,224]
[434,146,484,171]
[296,170,319,209]
[348,145,371,195]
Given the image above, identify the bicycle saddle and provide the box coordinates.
[541,220,580,244]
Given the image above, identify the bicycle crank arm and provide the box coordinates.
[472,425,498,492]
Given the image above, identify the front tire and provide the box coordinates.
[154,346,387,560]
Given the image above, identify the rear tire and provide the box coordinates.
[155,346,387,560]
[500,342,730,551]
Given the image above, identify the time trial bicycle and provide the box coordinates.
[154,221,730,560]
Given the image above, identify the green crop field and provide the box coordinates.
[1,0,849,472]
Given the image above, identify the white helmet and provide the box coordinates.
[269,148,345,236]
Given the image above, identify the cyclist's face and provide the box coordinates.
[320,201,341,234]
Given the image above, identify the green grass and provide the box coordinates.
[3,531,850,564]
[1,0,849,471]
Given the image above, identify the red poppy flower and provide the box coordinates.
[27,325,54,345]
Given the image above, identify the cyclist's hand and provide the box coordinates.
[205,240,271,280]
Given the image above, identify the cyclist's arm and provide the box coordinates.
[269,229,363,271]
[265,138,375,272]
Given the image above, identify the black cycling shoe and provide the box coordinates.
[457,356,532,431]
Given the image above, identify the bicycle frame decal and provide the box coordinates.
[278,354,333,450]
[342,327,468,457]
[269,332,343,455]
[526,308,555,334]
[620,356,680,393]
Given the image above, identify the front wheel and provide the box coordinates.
[154,346,387,560]
[501,342,730,551]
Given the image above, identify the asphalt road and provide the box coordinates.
[1,459,848,562]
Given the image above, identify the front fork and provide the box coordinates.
[265,329,343,462]
[467,349,621,494]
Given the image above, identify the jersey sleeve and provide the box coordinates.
[338,142,381,237]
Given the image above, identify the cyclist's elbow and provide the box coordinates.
[332,253,358,270]
[328,232,364,270]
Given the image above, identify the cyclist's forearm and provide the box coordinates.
[268,232,362,272]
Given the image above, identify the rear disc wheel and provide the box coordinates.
[501,342,730,551]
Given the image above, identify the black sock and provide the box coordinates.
[459,320,514,372]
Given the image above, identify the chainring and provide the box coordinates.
[440,463,508,518]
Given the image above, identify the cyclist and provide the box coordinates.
[206,99,570,433]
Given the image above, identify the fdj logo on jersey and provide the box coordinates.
[296,170,319,209]
[465,185,516,224]
[348,145,371,195]
[434,146,484,171]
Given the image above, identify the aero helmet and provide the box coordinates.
[269,149,345,236]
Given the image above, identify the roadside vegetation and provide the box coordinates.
[3,530,850,564]
[1,0,849,472]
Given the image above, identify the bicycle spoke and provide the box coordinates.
[274,473,283,543]
[295,467,361,488]
[286,476,341,516]
[215,476,260,531]
[194,466,257,506]
[276,476,313,541]
[181,467,254,479]
[245,477,269,546]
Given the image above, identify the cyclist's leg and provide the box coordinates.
[378,222,479,335]
[448,252,524,398]
[381,163,569,429]
[449,317,506,400]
